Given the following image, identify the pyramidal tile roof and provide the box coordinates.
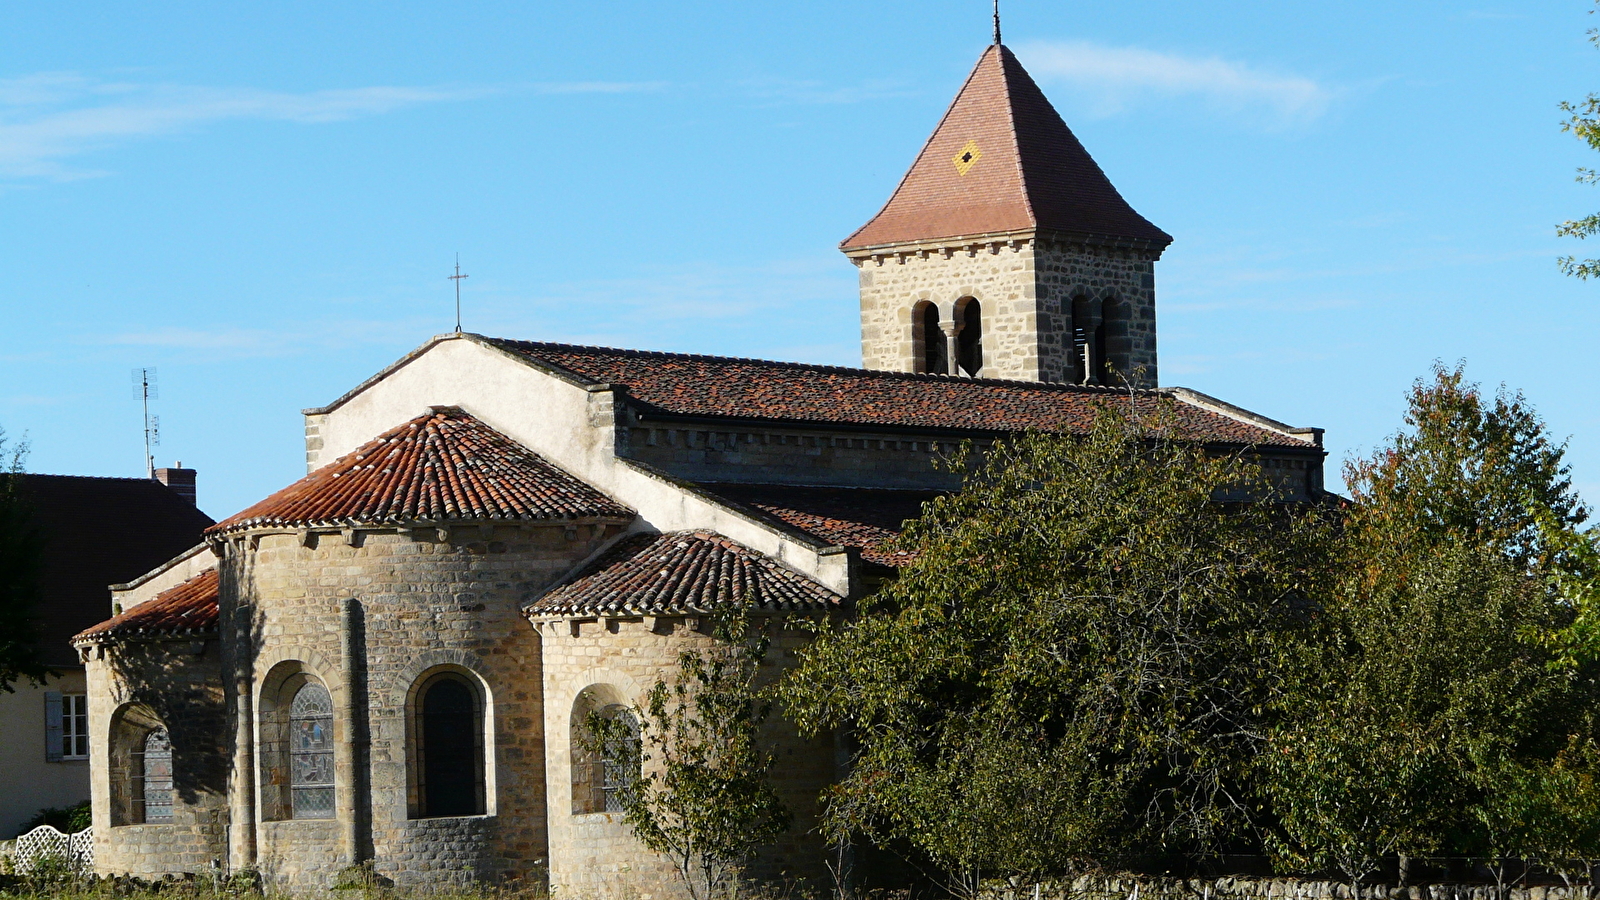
[842,44,1171,252]
[74,568,219,644]
[527,531,843,617]
[211,406,632,534]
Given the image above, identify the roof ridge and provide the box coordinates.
[840,46,999,251]
[491,337,1158,395]
[997,45,1037,227]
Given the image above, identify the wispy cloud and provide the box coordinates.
[1014,40,1334,127]
[739,77,917,106]
[0,73,660,181]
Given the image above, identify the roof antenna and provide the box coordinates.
[131,367,159,479]
[449,253,469,333]
[993,0,1002,45]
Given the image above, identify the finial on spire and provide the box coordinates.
[993,0,1001,45]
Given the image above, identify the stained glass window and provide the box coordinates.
[289,683,334,819]
[599,708,639,814]
[136,729,174,823]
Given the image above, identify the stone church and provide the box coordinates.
[73,40,1328,895]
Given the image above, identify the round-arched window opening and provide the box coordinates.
[417,674,484,817]
[598,706,640,814]
[956,298,982,377]
[289,682,334,819]
[135,729,173,824]
[920,303,948,375]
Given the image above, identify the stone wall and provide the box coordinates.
[222,521,622,893]
[531,614,838,900]
[620,423,967,491]
[855,239,1158,387]
[986,875,1597,900]
[84,638,228,878]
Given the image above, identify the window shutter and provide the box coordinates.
[44,691,63,762]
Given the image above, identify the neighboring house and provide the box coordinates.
[73,41,1330,896]
[0,470,212,837]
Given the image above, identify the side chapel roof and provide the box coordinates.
[211,406,632,534]
[527,530,843,617]
[74,568,219,644]
[842,44,1171,252]
[488,339,1314,448]
[700,484,940,568]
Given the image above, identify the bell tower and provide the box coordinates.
[842,42,1171,387]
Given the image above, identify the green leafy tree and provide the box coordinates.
[0,427,47,693]
[1262,366,1600,887]
[584,615,791,900]
[784,404,1331,890]
[1560,2,1600,279]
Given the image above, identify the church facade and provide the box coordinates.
[73,42,1327,896]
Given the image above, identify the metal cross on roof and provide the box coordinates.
[449,254,469,333]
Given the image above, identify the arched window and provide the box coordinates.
[955,298,982,377]
[919,303,948,375]
[1070,295,1103,385]
[134,728,173,824]
[1099,296,1122,384]
[599,707,640,813]
[416,674,484,817]
[572,689,640,815]
[289,682,334,819]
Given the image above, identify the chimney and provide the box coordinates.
[155,461,197,505]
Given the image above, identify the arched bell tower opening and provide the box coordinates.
[913,301,947,375]
[955,297,983,377]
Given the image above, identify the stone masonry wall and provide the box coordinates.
[856,241,1157,387]
[85,637,228,878]
[224,522,622,893]
[620,423,968,491]
[533,614,838,900]
[984,875,1595,900]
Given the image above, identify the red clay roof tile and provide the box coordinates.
[527,531,842,617]
[702,484,939,567]
[489,340,1312,448]
[843,44,1170,251]
[211,406,632,534]
[74,568,218,643]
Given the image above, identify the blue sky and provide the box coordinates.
[2,1,1598,520]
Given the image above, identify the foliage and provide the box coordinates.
[0,427,47,693]
[1261,365,1600,885]
[1561,2,1600,280]
[783,403,1332,887]
[21,800,91,834]
[583,614,791,900]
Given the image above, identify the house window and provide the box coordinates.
[416,674,483,818]
[63,694,89,759]
[46,692,89,761]
[134,729,174,824]
[289,682,335,819]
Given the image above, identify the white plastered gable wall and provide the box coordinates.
[301,334,854,596]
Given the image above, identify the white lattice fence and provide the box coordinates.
[11,824,92,873]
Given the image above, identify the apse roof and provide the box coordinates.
[211,406,632,534]
[74,568,219,644]
[527,530,843,617]
[841,44,1170,252]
